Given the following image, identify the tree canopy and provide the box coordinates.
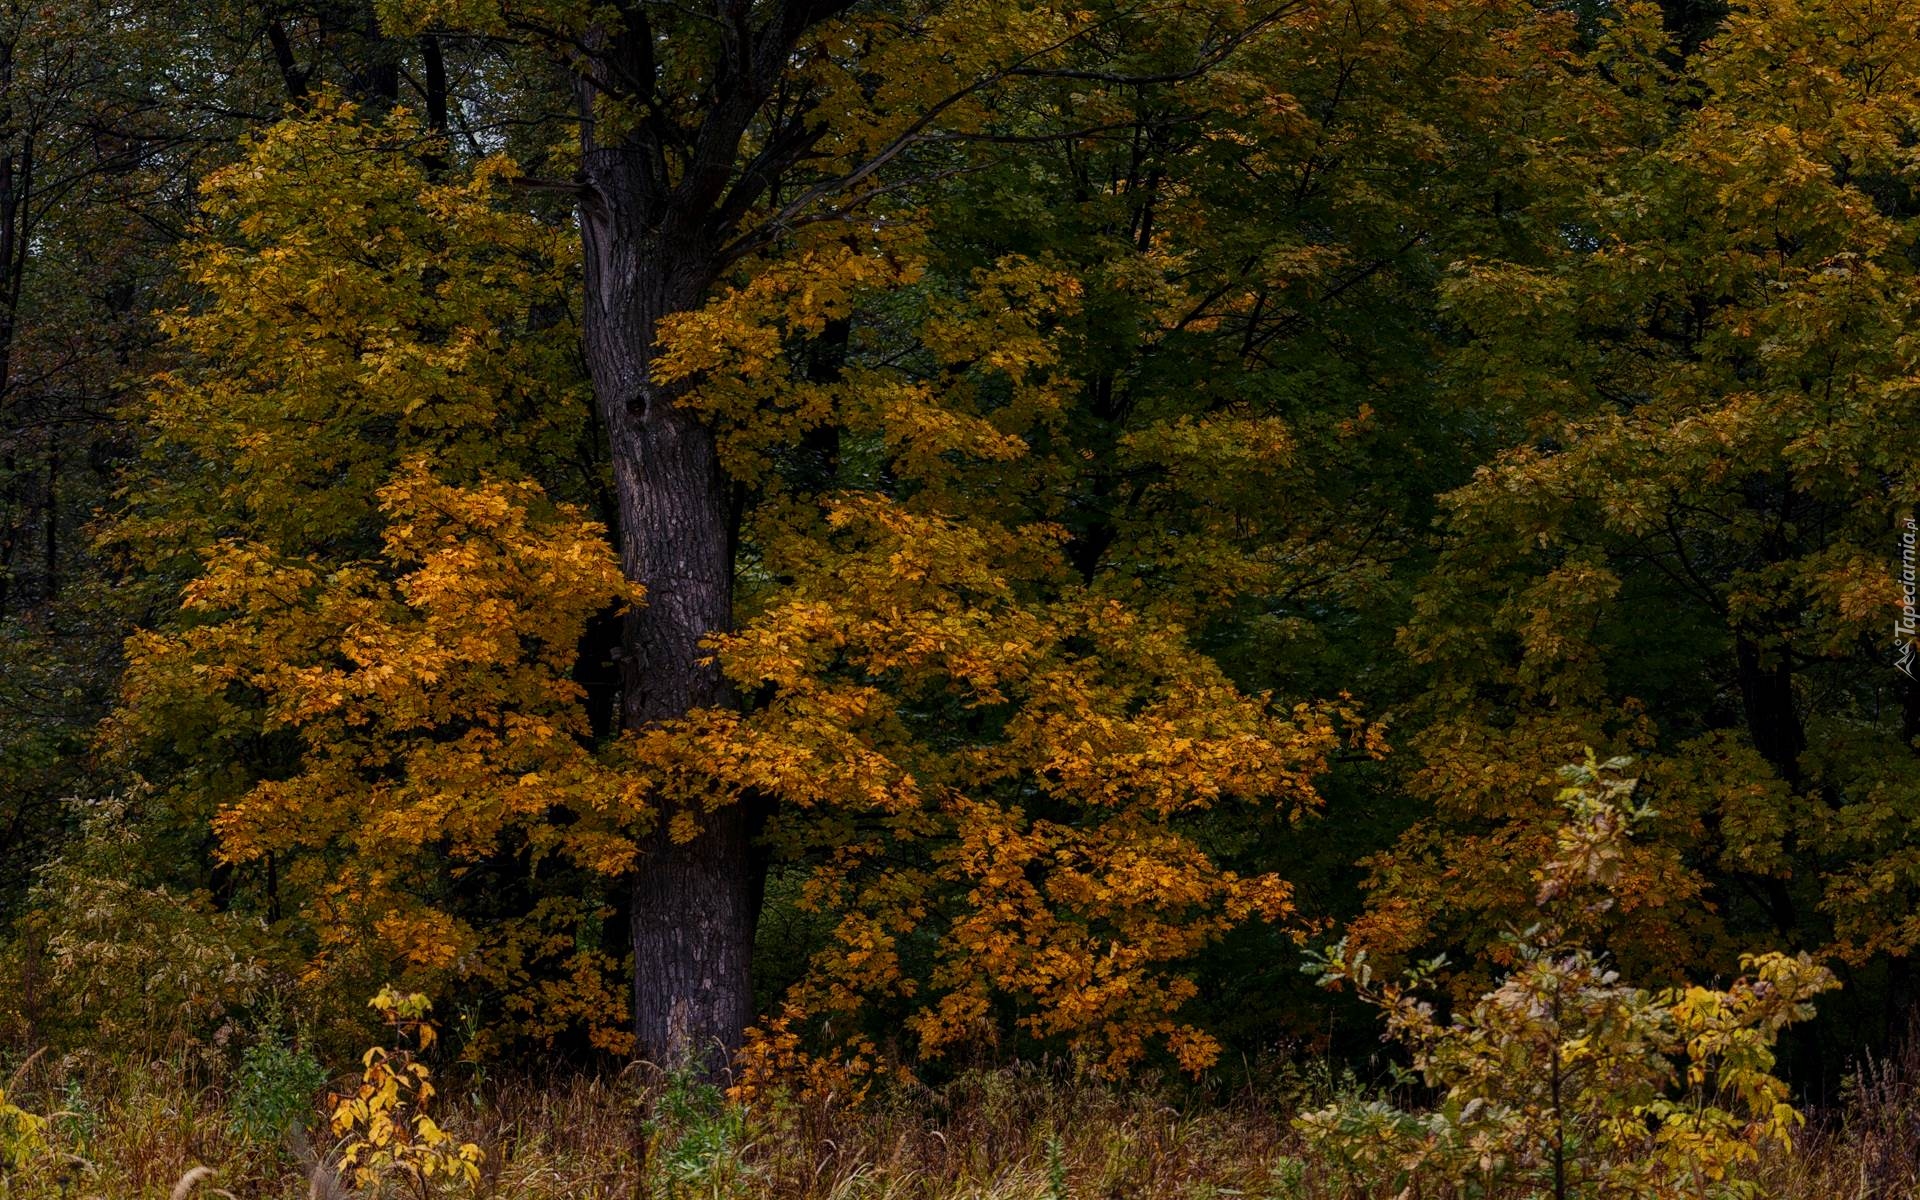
[1,0,1916,1104]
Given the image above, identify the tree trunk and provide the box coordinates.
[577,154,759,1075]
[1735,633,1805,791]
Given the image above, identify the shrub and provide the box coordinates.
[648,1069,755,1196]
[328,987,484,1198]
[3,794,280,1054]
[1300,754,1837,1199]
[231,1036,327,1143]
[0,1087,48,1171]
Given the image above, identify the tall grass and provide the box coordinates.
[3,1043,1919,1199]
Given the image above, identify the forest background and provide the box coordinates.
[3,0,1920,1194]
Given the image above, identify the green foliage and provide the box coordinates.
[647,1071,755,1197]
[230,1036,327,1143]
[2,794,281,1052]
[1302,757,1837,1198]
[1043,1132,1069,1200]
[1360,0,1920,1021]
[0,0,278,919]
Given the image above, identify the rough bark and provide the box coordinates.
[566,0,878,1076]
[577,150,758,1074]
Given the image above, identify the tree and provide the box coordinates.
[1356,0,1920,1041]
[113,101,642,1051]
[330,0,1326,1071]
[0,0,273,917]
[0,0,503,928]
[357,0,1609,1072]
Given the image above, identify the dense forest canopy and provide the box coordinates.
[4,0,1920,1189]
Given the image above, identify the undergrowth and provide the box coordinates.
[0,1044,1915,1199]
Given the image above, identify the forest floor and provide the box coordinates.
[2,1045,1917,1199]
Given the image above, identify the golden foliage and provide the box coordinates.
[110,100,637,1051]
[0,1089,49,1172]
[330,988,486,1196]
[113,83,1373,1073]
[663,492,1379,1075]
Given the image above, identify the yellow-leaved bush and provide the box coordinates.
[1303,755,1836,1197]
[108,98,642,1052]
[330,987,486,1194]
[693,493,1376,1080]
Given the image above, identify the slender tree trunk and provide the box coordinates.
[40,433,54,600]
[266,21,308,102]
[1899,668,1920,749]
[577,152,759,1075]
[0,38,22,620]
[418,35,447,133]
[1735,633,1805,790]
[0,448,14,620]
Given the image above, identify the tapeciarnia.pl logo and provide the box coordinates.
[1900,517,1918,679]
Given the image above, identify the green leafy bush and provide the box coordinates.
[4,794,280,1053]
[230,1036,326,1142]
[1300,755,1837,1198]
[649,1070,755,1196]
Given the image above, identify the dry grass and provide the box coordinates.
[1754,1045,1920,1200]
[3,1045,1919,1199]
